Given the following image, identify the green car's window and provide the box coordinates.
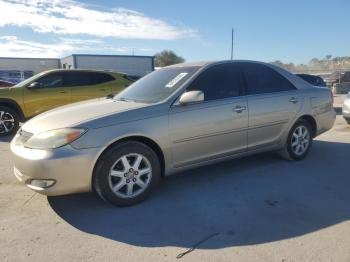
[90,72,115,84]
[13,71,46,88]
[37,73,63,88]
[64,72,115,87]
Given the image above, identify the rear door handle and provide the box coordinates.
[99,88,107,91]
[59,90,67,94]
[233,105,247,113]
[290,97,299,103]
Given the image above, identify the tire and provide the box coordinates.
[279,119,313,161]
[0,106,20,137]
[93,141,161,206]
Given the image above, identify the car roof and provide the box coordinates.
[166,60,278,69]
[42,69,124,75]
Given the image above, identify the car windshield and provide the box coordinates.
[114,66,200,103]
[13,72,46,88]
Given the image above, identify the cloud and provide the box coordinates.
[0,0,196,40]
[0,35,140,57]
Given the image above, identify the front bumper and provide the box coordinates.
[10,141,101,196]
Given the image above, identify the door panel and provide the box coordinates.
[169,97,248,167]
[23,87,70,117]
[247,91,302,148]
[238,61,302,149]
[70,83,112,103]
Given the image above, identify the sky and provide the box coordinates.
[0,0,349,64]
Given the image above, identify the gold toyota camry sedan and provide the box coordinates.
[11,61,336,206]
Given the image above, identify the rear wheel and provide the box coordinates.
[93,141,161,206]
[280,119,313,160]
[0,106,19,137]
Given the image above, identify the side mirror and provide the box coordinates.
[179,90,204,105]
[27,82,41,89]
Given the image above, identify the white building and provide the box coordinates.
[0,54,154,83]
[61,54,154,77]
[0,57,60,83]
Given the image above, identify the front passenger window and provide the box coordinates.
[187,63,242,101]
[37,73,63,88]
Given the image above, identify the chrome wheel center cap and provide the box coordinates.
[126,171,135,179]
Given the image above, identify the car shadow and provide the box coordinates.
[0,135,14,142]
[48,140,350,249]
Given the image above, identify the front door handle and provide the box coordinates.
[59,90,67,94]
[99,88,107,91]
[233,105,247,113]
[290,97,299,104]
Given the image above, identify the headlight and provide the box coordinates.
[24,128,87,149]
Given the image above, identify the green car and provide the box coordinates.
[0,69,133,136]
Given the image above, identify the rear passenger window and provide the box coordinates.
[64,72,115,87]
[240,63,296,95]
[187,63,242,101]
[90,73,115,85]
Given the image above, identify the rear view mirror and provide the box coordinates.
[179,90,204,105]
[27,82,41,89]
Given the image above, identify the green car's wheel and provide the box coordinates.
[0,106,19,137]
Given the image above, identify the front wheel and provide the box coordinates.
[93,141,161,206]
[280,119,313,160]
[0,106,20,137]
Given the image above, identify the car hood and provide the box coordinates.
[21,98,149,134]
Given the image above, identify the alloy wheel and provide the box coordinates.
[291,125,310,156]
[0,110,15,135]
[108,153,152,199]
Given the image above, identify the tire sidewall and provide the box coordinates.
[286,120,313,160]
[94,141,161,206]
[0,106,19,136]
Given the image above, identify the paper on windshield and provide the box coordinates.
[165,73,188,88]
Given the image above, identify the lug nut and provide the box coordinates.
[124,173,127,177]
[129,168,133,172]
[132,178,136,182]
[126,179,130,183]
[135,171,138,175]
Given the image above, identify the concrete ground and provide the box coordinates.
[1,98,349,262]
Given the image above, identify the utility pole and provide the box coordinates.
[230,28,234,60]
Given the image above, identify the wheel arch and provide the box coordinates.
[92,135,166,187]
[297,114,317,137]
[0,98,25,121]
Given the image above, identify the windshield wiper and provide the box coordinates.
[118,97,149,103]
[116,97,134,102]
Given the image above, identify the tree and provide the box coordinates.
[154,50,185,67]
